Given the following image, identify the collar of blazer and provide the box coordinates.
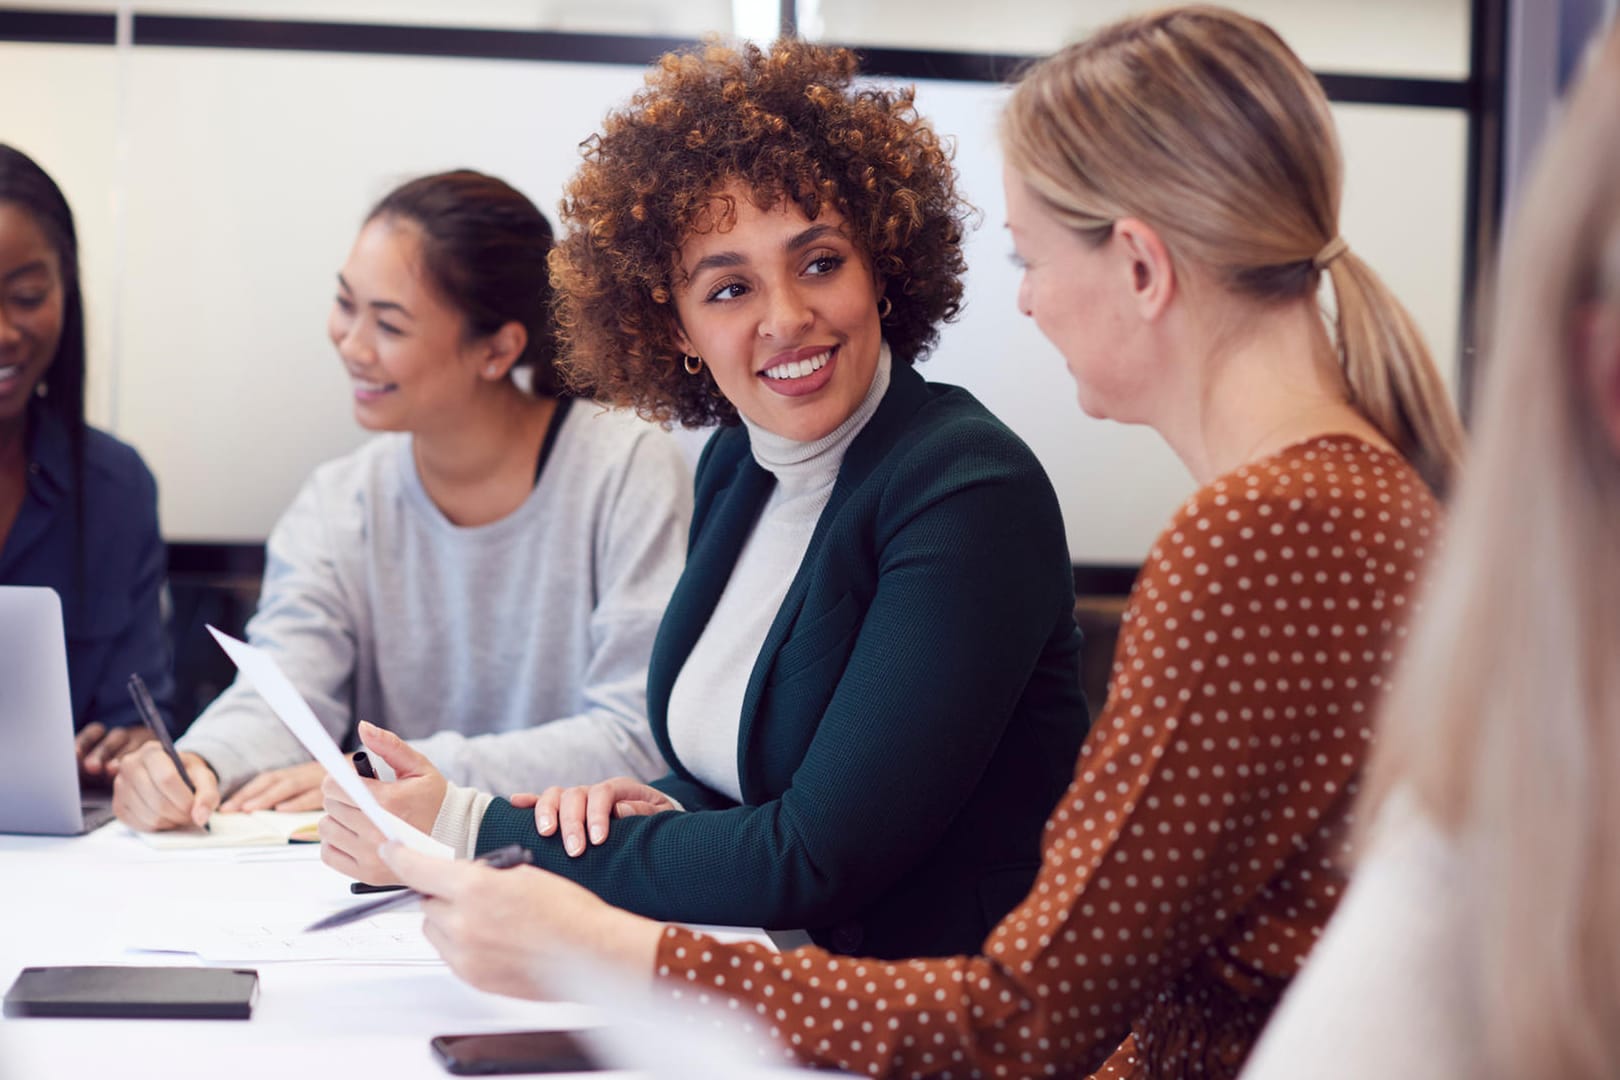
[648,361,934,797]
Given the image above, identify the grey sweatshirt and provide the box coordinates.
[179,404,692,796]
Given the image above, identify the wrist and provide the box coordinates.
[180,751,218,785]
[594,909,664,982]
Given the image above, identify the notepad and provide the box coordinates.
[3,966,259,1019]
[135,810,324,850]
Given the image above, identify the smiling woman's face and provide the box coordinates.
[672,186,884,442]
[0,202,65,428]
[327,216,486,434]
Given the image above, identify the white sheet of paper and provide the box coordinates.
[129,903,440,964]
[206,625,452,860]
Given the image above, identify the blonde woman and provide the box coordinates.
[376,9,1463,1077]
[1243,23,1620,1080]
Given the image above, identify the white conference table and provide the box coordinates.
[0,824,778,1080]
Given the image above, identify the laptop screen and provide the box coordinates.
[0,586,96,835]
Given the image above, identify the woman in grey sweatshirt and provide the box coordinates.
[111,170,690,832]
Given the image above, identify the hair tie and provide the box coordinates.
[1312,236,1348,270]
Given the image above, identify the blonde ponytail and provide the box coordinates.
[1001,5,1463,495]
[1326,252,1465,496]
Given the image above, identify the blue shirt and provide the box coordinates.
[0,406,174,732]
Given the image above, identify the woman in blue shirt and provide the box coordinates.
[0,144,174,782]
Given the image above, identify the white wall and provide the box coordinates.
[812,0,1471,78]
[0,9,1472,562]
[111,48,651,541]
[0,0,736,35]
[0,44,122,426]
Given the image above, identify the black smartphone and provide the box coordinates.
[430,1030,603,1075]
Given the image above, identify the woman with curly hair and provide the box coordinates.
[374,7,1462,1076]
[322,38,1090,961]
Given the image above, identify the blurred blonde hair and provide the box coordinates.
[1360,23,1620,1080]
[999,5,1463,496]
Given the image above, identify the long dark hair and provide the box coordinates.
[367,170,563,396]
[0,144,88,602]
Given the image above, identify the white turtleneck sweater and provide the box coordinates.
[664,347,892,803]
[431,347,892,854]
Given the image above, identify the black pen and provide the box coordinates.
[346,751,405,894]
[306,844,534,932]
[126,673,209,832]
[127,674,188,790]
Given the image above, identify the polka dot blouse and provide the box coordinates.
[653,436,1441,1079]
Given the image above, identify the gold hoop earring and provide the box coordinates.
[877,296,893,320]
[683,354,704,375]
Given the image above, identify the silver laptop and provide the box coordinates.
[0,585,118,835]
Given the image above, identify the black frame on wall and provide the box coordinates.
[0,1,1509,591]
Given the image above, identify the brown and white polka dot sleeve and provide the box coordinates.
[654,438,1439,1080]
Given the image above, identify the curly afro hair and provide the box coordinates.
[550,38,972,427]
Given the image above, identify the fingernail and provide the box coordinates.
[565,833,582,856]
[537,815,553,833]
[589,826,606,845]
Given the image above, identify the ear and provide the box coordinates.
[1111,218,1176,321]
[671,318,696,359]
[1578,303,1620,452]
[479,321,528,380]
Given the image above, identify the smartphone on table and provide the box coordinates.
[430,1030,603,1075]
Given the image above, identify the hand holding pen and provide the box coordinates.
[307,844,534,931]
[116,674,217,831]
[375,839,663,1001]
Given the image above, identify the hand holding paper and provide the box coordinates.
[320,721,454,884]
[206,626,452,860]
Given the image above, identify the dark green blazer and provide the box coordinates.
[478,364,1089,959]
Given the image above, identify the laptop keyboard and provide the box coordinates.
[80,794,117,834]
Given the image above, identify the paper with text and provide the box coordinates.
[206,626,452,860]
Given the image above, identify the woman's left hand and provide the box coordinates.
[77,723,155,784]
[379,841,665,1000]
[510,778,678,857]
[320,720,448,885]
